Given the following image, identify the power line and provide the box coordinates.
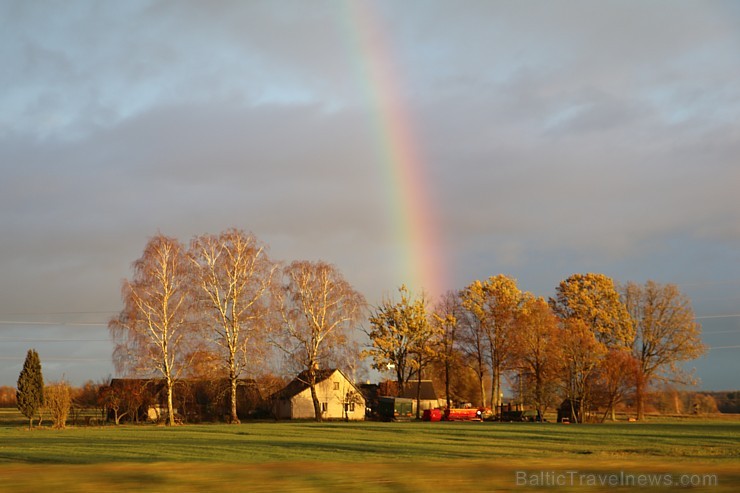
[679,279,740,288]
[0,338,110,342]
[0,356,111,362]
[0,311,117,316]
[0,321,107,327]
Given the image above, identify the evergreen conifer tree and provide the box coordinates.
[16,349,44,428]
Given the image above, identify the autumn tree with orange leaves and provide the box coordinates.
[622,280,706,420]
[511,296,562,419]
[551,273,634,348]
[558,318,607,422]
[461,275,522,410]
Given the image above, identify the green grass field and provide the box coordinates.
[0,409,738,492]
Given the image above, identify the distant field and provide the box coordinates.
[0,408,738,492]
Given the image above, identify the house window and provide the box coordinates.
[345,402,355,413]
[333,381,340,390]
[321,402,328,413]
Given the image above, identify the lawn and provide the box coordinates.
[0,409,738,492]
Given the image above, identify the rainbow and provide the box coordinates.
[339,2,448,300]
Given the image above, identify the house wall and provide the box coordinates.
[276,399,293,420]
[411,399,441,415]
[284,370,365,420]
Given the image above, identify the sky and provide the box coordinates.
[1,0,739,390]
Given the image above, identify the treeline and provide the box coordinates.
[110,229,365,425]
[110,229,706,424]
[365,274,706,422]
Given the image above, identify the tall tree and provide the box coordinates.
[551,273,634,348]
[274,260,366,422]
[16,348,44,429]
[189,229,275,424]
[109,234,192,426]
[365,286,440,418]
[512,296,561,420]
[593,348,638,421]
[461,275,522,410]
[431,290,463,409]
[456,304,488,407]
[622,280,706,420]
[558,318,606,423]
[365,285,428,394]
[406,293,442,419]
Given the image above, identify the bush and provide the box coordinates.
[45,381,72,429]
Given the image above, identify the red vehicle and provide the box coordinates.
[443,407,484,421]
[422,408,443,422]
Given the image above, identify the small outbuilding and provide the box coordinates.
[399,380,441,415]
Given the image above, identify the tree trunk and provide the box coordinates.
[534,372,542,418]
[166,379,175,426]
[309,383,322,422]
[396,366,405,397]
[444,359,451,409]
[635,375,645,420]
[673,391,682,414]
[230,371,239,424]
[491,369,501,410]
[478,371,486,409]
[415,372,422,420]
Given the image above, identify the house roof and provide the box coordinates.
[110,377,257,388]
[273,369,361,400]
[399,380,438,401]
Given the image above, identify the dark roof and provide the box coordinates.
[110,377,257,387]
[399,380,438,401]
[359,383,379,402]
[273,369,359,400]
[110,378,165,391]
[108,378,259,400]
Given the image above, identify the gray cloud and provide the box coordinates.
[1,0,738,388]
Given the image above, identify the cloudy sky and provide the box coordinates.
[1,0,738,390]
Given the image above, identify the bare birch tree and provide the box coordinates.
[274,260,366,422]
[109,234,192,426]
[189,229,275,424]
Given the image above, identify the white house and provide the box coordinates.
[274,369,365,420]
